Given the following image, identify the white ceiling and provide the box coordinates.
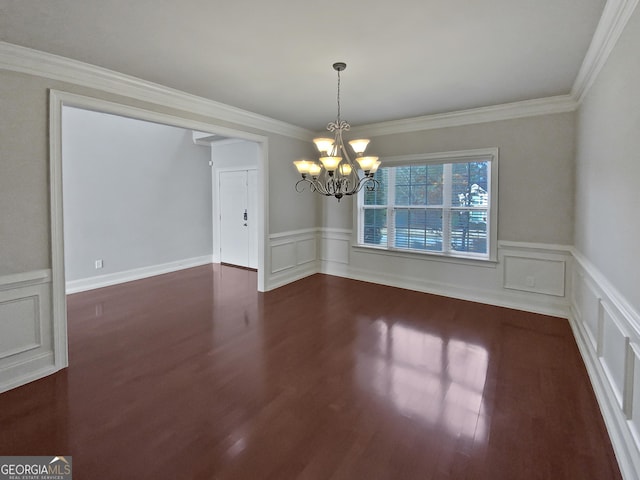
[0,0,606,131]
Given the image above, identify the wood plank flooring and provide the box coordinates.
[0,265,622,479]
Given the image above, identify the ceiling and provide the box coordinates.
[0,0,606,131]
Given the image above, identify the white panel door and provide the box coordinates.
[219,171,249,267]
[219,169,258,269]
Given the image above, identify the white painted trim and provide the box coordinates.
[381,147,499,165]
[0,270,51,291]
[1,0,636,144]
[572,248,640,337]
[268,262,319,291]
[0,42,312,141]
[570,248,640,480]
[319,227,353,238]
[65,255,213,294]
[320,260,569,319]
[58,92,267,144]
[0,275,56,393]
[570,312,640,480]
[498,240,573,253]
[49,92,68,371]
[50,91,270,384]
[0,353,57,394]
[265,228,319,290]
[351,244,498,268]
[357,148,499,262]
[347,95,577,137]
[572,0,640,104]
[319,236,571,317]
[269,228,319,240]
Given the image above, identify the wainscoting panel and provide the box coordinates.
[271,243,297,273]
[630,344,640,447]
[0,270,56,393]
[570,250,640,480]
[574,271,602,352]
[0,294,41,360]
[296,238,317,266]
[502,253,566,296]
[600,302,631,408]
[321,236,571,318]
[320,229,351,265]
[267,229,319,290]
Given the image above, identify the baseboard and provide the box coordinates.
[65,255,213,293]
[0,352,57,394]
[267,262,318,291]
[320,261,569,318]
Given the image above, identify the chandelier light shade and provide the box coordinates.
[294,62,380,201]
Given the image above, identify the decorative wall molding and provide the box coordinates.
[0,270,51,291]
[0,270,56,394]
[0,42,313,141]
[320,229,351,266]
[65,255,213,294]
[345,0,640,138]
[267,228,319,290]
[1,1,636,144]
[572,0,640,104]
[570,249,640,480]
[319,234,572,318]
[348,95,577,137]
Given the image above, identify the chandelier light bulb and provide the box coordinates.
[356,156,378,172]
[308,163,322,177]
[339,163,352,176]
[293,159,312,175]
[313,138,335,155]
[319,156,342,171]
[348,139,370,154]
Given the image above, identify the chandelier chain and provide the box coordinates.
[336,68,341,124]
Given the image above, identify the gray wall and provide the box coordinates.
[0,69,318,277]
[575,5,640,313]
[62,107,212,281]
[323,112,576,245]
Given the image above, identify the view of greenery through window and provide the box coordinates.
[362,161,489,256]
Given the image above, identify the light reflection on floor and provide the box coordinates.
[356,317,488,441]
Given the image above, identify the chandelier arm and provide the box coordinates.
[295,178,312,193]
[311,179,329,195]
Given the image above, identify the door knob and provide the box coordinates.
[243,209,248,221]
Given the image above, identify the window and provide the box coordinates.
[358,148,498,261]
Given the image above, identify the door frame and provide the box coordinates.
[214,166,258,267]
[49,90,269,370]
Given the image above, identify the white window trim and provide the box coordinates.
[356,147,499,262]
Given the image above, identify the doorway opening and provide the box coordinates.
[49,90,269,370]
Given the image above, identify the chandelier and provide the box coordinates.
[293,62,380,201]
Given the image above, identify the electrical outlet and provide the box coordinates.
[525,275,535,287]
[95,259,103,269]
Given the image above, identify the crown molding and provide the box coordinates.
[347,95,578,138]
[572,0,639,104]
[0,41,313,141]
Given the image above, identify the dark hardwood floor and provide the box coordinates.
[0,265,622,479]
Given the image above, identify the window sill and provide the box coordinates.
[352,244,498,268]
